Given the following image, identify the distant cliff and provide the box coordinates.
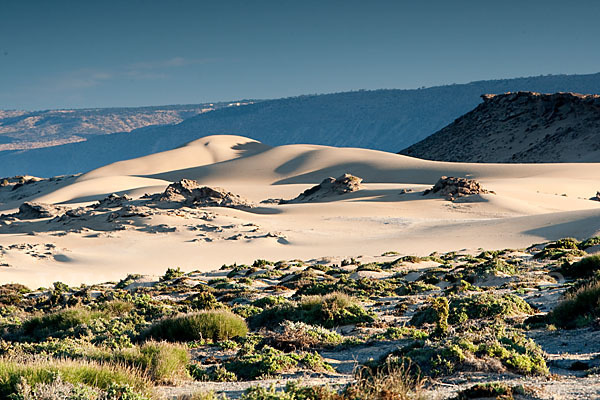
[400,92,600,163]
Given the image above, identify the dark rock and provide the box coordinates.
[93,193,132,209]
[283,174,362,204]
[156,179,254,209]
[16,202,64,219]
[424,176,493,201]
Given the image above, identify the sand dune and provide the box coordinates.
[0,134,599,286]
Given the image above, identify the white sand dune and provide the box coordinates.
[1,134,599,287]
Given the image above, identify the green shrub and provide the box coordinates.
[265,321,347,351]
[250,293,373,329]
[145,310,247,342]
[411,294,533,327]
[0,357,149,398]
[448,293,534,324]
[550,278,600,328]
[546,238,580,250]
[431,297,449,336]
[189,364,237,382]
[252,296,288,309]
[241,382,338,400]
[562,255,600,278]
[116,341,189,383]
[298,292,374,328]
[100,300,135,315]
[225,346,332,380]
[186,292,223,310]
[21,308,107,340]
[0,284,30,306]
[161,267,184,282]
[370,327,428,341]
[533,239,586,260]
[456,382,518,399]
[579,237,600,249]
[115,274,143,289]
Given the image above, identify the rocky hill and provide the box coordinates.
[3,73,600,176]
[400,92,600,163]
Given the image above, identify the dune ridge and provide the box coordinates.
[0,134,599,287]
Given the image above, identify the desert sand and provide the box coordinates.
[1,134,599,287]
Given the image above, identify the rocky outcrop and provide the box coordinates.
[424,176,493,201]
[283,174,362,204]
[592,191,600,202]
[157,179,254,209]
[93,194,132,209]
[15,202,64,219]
[107,206,153,222]
[401,92,600,163]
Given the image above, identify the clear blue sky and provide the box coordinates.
[1,0,599,110]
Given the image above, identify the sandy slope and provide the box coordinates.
[1,134,599,286]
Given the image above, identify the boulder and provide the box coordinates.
[424,176,493,201]
[93,193,132,209]
[283,174,362,203]
[16,202,64,219]
[591,191,600,202]
[157,179,254,209]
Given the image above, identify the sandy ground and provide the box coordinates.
[1,134,599,287]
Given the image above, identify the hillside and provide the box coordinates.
[3,73,600,176]
[400,92,600,162]
[0,102,240,151]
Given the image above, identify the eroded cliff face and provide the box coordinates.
[401,92,600,163]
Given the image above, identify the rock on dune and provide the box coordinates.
[592,191,600,202]
[157,179,254,209]
[93,193,132,209]
[283,174,363,204]
[15,202,65,219]
[424,176,493,201]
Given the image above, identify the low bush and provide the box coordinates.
[240,382,337,400]
[411,294,534,327]
[533,238,586,260]
[10,376,151,400]
[21,308,107,341]
[550,278,600,328]
[455,382,525,399]
[145,310,247,342]
[115,341,189,383]
[298,293,374,328]
[225,346,332,380]
[186,292,223,310]
[250,293,374,329]
[161,267,184,282]
[579,237,600,249]
[0,357,150,398]
[562,255,600,278]
[344,360,425,400]
[379,326,547,378]
[264,321,346,351]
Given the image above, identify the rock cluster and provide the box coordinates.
[157,179,254,209]
[15,202,64,219]
[592,191,600,202]
[424,176,492,201]
[283,174,363,204]
[93,193,132,209]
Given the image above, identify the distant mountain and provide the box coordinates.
[400,92,600,163]
[3,73,600,177]
[0,103,239,151]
